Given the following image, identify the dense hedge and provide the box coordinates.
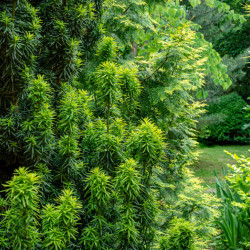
[198,92,250,144]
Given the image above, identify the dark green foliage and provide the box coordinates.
[213,22,250,58]
[0,105,23,166]
[198,92,250,144]
[120,65,141,120]
[38,0,95,85]
[0,0,41,111]
[213,0,250,64]
[97,133,124,174]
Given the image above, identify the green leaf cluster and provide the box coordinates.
[215,151,250,249]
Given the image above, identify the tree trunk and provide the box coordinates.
[12,0,17,19]
[130,42,137,57]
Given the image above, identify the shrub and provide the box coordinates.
[198,92,250,144]
[0,0,242,249]
[160,217,195,250]
[0,168,41,249]
[215,151,250,249]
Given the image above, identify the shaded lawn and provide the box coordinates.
[194,144,250,188]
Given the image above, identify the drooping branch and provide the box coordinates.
[141,56,168,83]
[121,5,131,16]
[157,80,168,86]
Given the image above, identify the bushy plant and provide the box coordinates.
[156,167,220,249]
[0,168,40,249]
[0,0,243,249]
[0,168,82,249]
[215,151,250,249]
[41,189,82,249]
[114,159,141,248]
[198,92,250,144]
[0,0,41,111]
[160,217,196,250]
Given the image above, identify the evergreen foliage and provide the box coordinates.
[0,0,246,249]
[0,168,40,249]
[198,92,250,144]
[160,217,195,250]
[215,151,250,249]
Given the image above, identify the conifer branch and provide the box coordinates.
[191,9,215,21]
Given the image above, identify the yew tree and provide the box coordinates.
[0,0,245,249]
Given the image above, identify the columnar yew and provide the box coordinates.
[0,168,40,249]
[0,1,41,111]
[95,61,121,132]
[114,159,141,248]
[42,189,82,249]
[126,119,165,247]
[22,74,54,165]
[81,167,113,248]
[0,0,243,249]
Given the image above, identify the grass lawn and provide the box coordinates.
[194,144,250,188]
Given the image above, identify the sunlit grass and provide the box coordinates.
[194,144,250,188]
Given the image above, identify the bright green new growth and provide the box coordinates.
[0,168,82,250]
[22,74,55,164]
[114,159,141,247]
[96,36,118,62]
[0,168,40,250]
[115,159,141,201]
[81,167,112,249]
[125,119,165,246]
[0,0,247,249]
[42,189,82,249]
[160,217,195,250]
[85,167,112,212]
[127,118,165,171]
[58,86,81,167]
[95,61,121,132]
[27,75,51,109]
